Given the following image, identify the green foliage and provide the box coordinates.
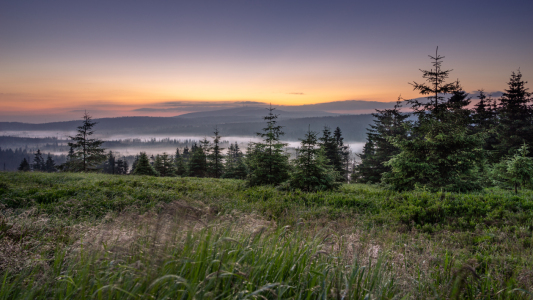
[223,142,247,179]
[102,150,116,174]
[247,106,291,186]
[17,158,30,172]
[63,111,106,172]
[319,126,344,181]
[154,152,176,177]
[132,152,159,176]
[491,144,533,193]
[2,172,533,298]
[32,149,45,172]
[354,99,409,183]
[174,148,186,176]
[383,114,486,192]
[187,143,207,177]
[207,127,224,178]
[382,51,486,192]
[44,153,56,173]
[495,70,533,159]
[290,127,340,192]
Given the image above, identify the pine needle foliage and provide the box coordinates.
[174,148,187,176]
[246,105,291,186]
[154,153,176,177]
[383,50,486,192]
[354,98,409,183]
[132,152,159,176]
[207,127,225,178]
[290,126,340,192]
[65,111,106,172]
[32,149,45,172]
[491,144,533,193]
[495,70,533,158]
[223,142,247,179]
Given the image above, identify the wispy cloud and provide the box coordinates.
[287,92,305,95]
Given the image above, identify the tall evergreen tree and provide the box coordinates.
[491,144,533,194]
[471,90,499,154]
[131,155,139,173]
[290,126,339,192]
[32,149,45,172]
[116,157,128,175]
[354,99,409,183]
[246,105,291,186]
[103,151,116,174]
[409,47,460,115]
[132,152,159,176]
[383,50,486,192]
[174,148,186,176]
[207,127,225,178]
[333,127,350,181]
[352,139,377,183]
[188,145,207,177]
[319,126,343,181]
[182,146,190,164]
[66,111,106,172]
[45,153,56,173]
[223,142,248,179]
[18,158,30,172]
[495,70,532,158]
[154,153,176,177]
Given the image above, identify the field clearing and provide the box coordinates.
[1,172,533,299]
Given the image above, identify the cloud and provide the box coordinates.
[469,90,504,98]
[133,100,268,112]
[287,92,305,95]
[132,107,186,112]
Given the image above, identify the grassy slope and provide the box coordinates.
[1,172,533,299]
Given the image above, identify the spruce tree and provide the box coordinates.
[182,146,190,164]
[290,126,339,192]
[354,99,409,183]
[188,145,207,177]
[18,158,30,171]
[175,148,186,176]
[333,127,350,181]
[471,90,499,155]
[45,153,56,173]
[116,157,128,175]
[223,142,248,179]
[67,111,106,172]
[103,151,116,174]
[319,126,343,181]
[32,149,45,171]
[246,105,291,186]
[383,50,486,192]
[352,140,377,183]
[495,70,532,158]
[154,153,176,177]
[491,144,533,193]
[131,155,139,173]
[132,152,159,176]
[207,127,225,178]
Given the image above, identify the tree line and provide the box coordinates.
[353,48,533,193]
[17,110,350,192]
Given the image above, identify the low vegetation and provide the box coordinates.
[1,172,533,299]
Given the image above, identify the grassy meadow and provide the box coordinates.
[1,171,533,299]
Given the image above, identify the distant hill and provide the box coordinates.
[0,112,376,141]
[177,107,338,121]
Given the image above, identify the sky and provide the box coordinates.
[1,0,532,123]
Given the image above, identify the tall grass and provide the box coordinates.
[1,172,533,299]
[1,224,395,299]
